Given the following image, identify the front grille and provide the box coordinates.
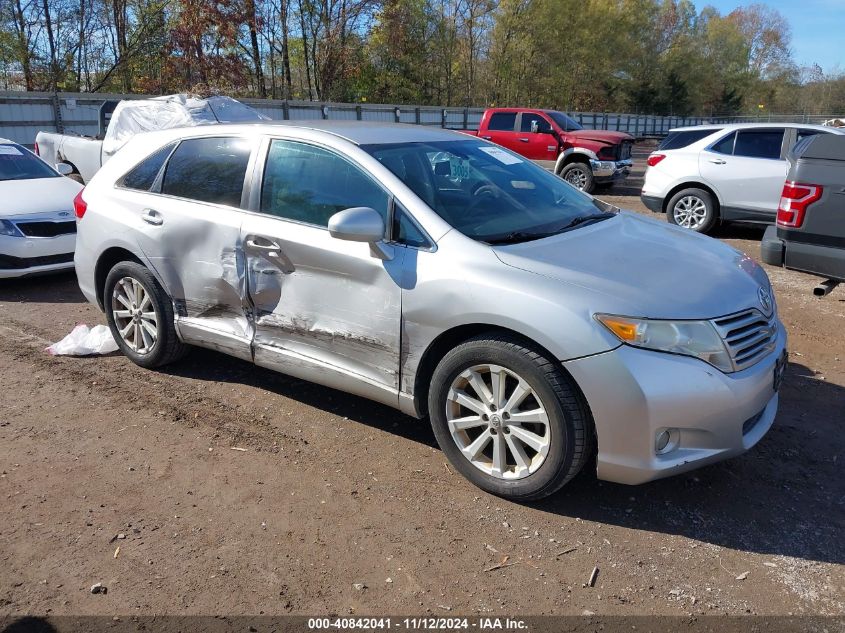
[15,221,76,237]
[620,141,632,160]
[711,309,778,371]
[0,252,74,270]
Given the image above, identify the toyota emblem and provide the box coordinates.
[758,287,772,313]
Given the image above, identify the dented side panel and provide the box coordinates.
[241,214,404,400]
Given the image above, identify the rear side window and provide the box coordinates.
[797,129,825,144]
[260,140,389,228]
[734,129,784,159]
[488,112,517,132]
[119,142,176,191]
[710,132,736,155]
[658,129,719,151]
[161,137,251,207]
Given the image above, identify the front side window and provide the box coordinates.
[520,114,553,134]
[119,142,176,191]
[734,129,784,159]
[364,140,613,244]
[0,144,59,181]
[160,137,252,207]
[260,140,389,227]
[487,112,517,132]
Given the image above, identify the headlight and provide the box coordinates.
[595,314,733,372]
[0,220,21,237]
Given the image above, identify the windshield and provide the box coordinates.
[547,111,583,131]
[0,144,59,181]
[363,140,613,244]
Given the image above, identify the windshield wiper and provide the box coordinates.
[555,212,614,232]
[484,230,555,245]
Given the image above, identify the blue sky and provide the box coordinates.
[703,0,844,73]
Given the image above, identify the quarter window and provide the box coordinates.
[733,129,784,159]
[260,140,389,228]
[658,129,719,151]
[487,112,517,132]
[392,204,431,248]
[120,142,176,191]
[160,137,251,207]
[710,132,736,155]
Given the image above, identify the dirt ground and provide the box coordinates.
[1,154,843,619]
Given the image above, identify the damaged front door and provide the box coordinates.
[242,139,403,406]
[133,136,255,360]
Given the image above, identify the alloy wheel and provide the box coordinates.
[111,276,158,355]
[672,195,708,229]
[564,167,589,190]
[445,364,551,480]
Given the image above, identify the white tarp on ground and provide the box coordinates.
[102,94,270,157]
[46,324,119,356]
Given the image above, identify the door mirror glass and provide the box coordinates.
[328,207,385,243]
[55,163,73,176]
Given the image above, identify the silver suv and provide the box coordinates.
[73,122,787,500]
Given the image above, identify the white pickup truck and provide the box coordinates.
[35,94,268,184]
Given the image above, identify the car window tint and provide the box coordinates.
[487,112,517,132]
[161,137,251,206]
[734,129,784,159]
[520,114,552,134]
[658,129,719,151]
[797,129,824,144]
[260,140,389,228]
[392,204,431,248]
[120,142,176,191]
[710,132,736,155]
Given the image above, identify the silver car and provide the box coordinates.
[73,122,787,500]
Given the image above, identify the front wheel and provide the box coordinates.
[104,261,188,368]
[666,188,718,233]
[428,333,593,500]
[559,162,595,193]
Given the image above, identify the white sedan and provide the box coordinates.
[0,139,82,278]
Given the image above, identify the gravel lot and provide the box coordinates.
[1,155,843,618]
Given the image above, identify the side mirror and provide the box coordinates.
[530,120,540,134]
[55,163,73,176]
[328,207,385,243]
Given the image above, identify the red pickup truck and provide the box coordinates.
[464,108,633,193]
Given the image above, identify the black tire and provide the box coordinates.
[428,333,593,501]
[666,187,718,234]
[559,161,595,193]
[104,261,188,369]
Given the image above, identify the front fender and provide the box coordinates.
[554,147,599,174]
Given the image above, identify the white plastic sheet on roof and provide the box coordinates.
[102,94,270,157]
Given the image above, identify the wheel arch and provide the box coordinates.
[411,323,592,422]
[662,181,722,215]
[554,148,596,174]
[94,247,144,310]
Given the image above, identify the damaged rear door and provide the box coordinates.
[241,138,404,406]
[133,135,257,360]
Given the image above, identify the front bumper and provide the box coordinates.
[0,233,76,279]
[590,158,632,183]
[564,322,787,485]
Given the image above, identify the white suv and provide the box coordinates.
[641,123,845,233]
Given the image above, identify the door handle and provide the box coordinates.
[518,137,530,142]
[141,208,163,226]
[246,237,281,251]
[708,158,726,165]
[481,135,492,140]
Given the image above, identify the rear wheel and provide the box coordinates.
[104,261,188,368]
[666,187,718,233]
[428,333,593,500]
[559,161,595,193]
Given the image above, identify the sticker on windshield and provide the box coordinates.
[449,157,471,180]
[0,145,22,156]
[479,146,522,165]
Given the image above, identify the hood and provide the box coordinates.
[0,177,82,219]
[493,212,771,320]
[565,129,632,145]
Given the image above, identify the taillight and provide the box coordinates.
[777,181,822,228]
[34,142,39,156]
[647,153,666,167]
[73,189,87,220]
